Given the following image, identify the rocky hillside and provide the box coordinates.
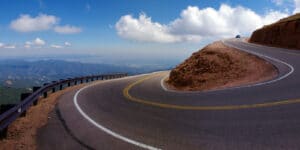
[250,13,300,49]
[167,42,277,91]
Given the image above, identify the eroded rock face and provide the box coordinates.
[169,45,237,87]
[167,42,277,91]
[250,13,300,49]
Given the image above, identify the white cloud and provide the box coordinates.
[34,38,46,46]
[24,37,46,48]
[115,4,288,43]
[272,0,285,5]
[51,44,63,48]
[4,45,16,49]
[0,43,16,49]
[64,42,71,46]
[262,10,290,24]
[10,13,82,34]
[54,25,82,34]
[24,41,32,48]
[294,0,300,13]
[116,13,182,43]
[10,14,59,32]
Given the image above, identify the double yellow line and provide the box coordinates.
[123,74,300,110]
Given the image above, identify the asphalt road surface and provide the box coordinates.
[37,39,300,150]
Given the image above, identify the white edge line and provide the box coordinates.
[223,39,294,84]
[160,75,170,92]
[73,74,161,150]
[160,39,294,93]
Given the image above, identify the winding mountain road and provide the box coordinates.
[38,39,300,150]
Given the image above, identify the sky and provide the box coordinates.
[0,0,299,65]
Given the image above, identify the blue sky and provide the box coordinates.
[0,0,299,65]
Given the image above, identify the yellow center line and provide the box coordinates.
[123,74,300,110]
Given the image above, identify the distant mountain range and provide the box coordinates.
[0,59,173,88]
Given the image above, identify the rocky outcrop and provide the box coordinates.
[250,13,300,49]
[167,42,277,91]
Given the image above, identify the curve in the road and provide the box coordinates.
[41,39,300,150]
[223,39,294,86]
[74,77,161,150]
[123,73,300,110]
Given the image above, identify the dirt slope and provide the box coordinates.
[167,41,277,91]
[250,13,300,49]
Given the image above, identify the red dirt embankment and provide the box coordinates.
[167,41,277,91]
[250,13,300,49]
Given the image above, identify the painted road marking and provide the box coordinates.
[222,40,294,85]
[73,76,161,150]
[123,74,300,110]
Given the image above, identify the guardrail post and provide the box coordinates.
[51,81,56,93]
[81,79,83,84]
[33,86,40,92]
[91,78,94,81]
[20,93,31,117]
[86,79,89,83]
[59,84,63,90]
[43,92,48,98]
[43,83,49,98]
[68,82,71,87]
[0,104,16,139]
[32,86,41,105]
[0,127,8,140]
[74,80,77,85]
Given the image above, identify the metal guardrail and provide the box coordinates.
[0,73,127,139]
